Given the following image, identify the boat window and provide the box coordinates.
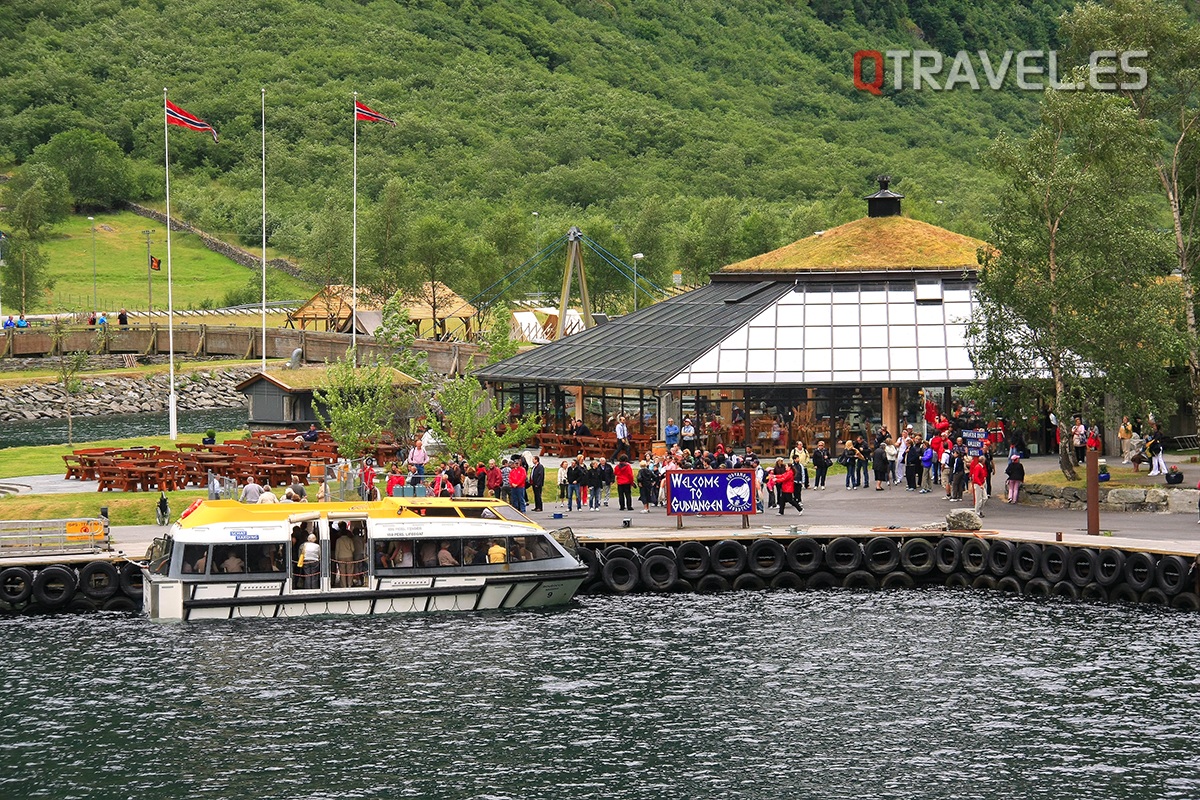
[491,506,533,524]
[149,536,173,575]
[458,507,500,520]
[247,543,286,573]
[331,520,368,588]
[181,544,210,574]
[411,507,462,518]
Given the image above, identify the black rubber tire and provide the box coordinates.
[710,540,748,579]
[1066,548,1098,588]
[805,571,838,591]
[825,537,863,575]
[944,572,971,588]
[1170,591,1200,611]
[785,538,823,575]
[1012,543,1042,581]
[579,580,609,596]
[577,548,601,583]
[603,545,638,563]
[675,541,710,580]
[1051,581,1079,600]
[864,537,900,575]
[1024,578,1053,597]
[66,596,98,614]
[1124,552,1157,592]
[0,566,34,604]
[119,561,144,599]
[79,561,120,601]
[880,571,915,590]
[1080,583,1108,603]
[732,573,768,591]
[935,538,962,574]
[1040,544,1069,583]
[1140,587,1169,606]
[1155,555,1192,596]
[769,571,805,591]
[101,595,139,613]
[32,566,77,609]
[1094,548,1126,587]
[638,543,673,560]
[842,570,878,590]
[985,540,1013,577]
[747,539,787,578]
[601,557,640,594]
[640,554,678,592]
[960,538,990,576]
[695,574,731,594]
[1109,584,1140,604]
[899,538,936,576]
[996,576,1022,594]
[970,574,997,591]
[669,579,694,594]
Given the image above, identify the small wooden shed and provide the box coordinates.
[235,365,418,429]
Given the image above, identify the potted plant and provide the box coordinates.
[1097,461,1110,483]
[1166,465,1184,485]
[202,429,217,446]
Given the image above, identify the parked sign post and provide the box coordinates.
[664,469,757,529]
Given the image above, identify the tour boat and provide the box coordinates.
[142,497,588,621]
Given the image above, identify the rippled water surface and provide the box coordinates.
[2,590,1199,799]
[0,406,246,448]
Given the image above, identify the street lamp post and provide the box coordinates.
[632,253,644,311]
[88,217,97,312]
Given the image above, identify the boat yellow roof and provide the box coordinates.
[177,497,539,529]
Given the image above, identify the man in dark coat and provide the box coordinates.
[530,455,545,512]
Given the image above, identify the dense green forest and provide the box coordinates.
[0,0,1079,312]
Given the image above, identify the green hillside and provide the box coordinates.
[0,0,1076,312]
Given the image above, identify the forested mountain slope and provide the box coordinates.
[0,0,1074,307]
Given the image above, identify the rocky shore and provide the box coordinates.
[2,366,254,422]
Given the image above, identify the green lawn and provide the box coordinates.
[39,211,315,313]
[0,489,207,527]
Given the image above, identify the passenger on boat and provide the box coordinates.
[437,540,459,567]
[220,548,245,573]
[301,534,321,589]
[239,476,263,503]
[334,527,357,587]
[389,541,414,568]
[487,539,507,564]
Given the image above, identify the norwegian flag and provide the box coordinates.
[165,99,218,143]
[354,100,396,126]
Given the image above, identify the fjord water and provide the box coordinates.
[0,406,246,449]
[2,590,1198,800]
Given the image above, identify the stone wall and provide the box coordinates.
[2,367,255,422]
[1023,482,1200,515]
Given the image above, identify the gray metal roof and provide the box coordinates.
[475,281,792,389]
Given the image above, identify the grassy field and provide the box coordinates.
[0,489,207,527]
[0,358,279,386]
[39,211,315,313]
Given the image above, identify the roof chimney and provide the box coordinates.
[865,175,903,218]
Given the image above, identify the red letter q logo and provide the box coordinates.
[853,50,884,95]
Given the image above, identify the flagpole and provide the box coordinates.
[352,91,358,359]
[261,87,267,374]
[163,88,178,441]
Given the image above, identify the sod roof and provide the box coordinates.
[719,216,991,274]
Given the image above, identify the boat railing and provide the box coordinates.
[0,518,111,557]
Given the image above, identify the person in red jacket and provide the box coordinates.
[485,459,502,498]
[508,460,528,512]
[771,460,803,516]
[614,454,635,511]
[929,431,946,485]
[970,455,989,517]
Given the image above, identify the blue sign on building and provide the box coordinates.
[664,469,757,516]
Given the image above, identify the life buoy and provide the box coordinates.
[32,566,77,609]
[1080,583,1108,603]
[1170,591,1200,611]
[732,573,767,591]
[709,540,748,579]
[1124,552,1157,592]
[769,571,805,591]
[1023,578,1052,597]
[960,538,989,576]
[805,571,838,591]
[1155,555,1192,596]
[970,574,997,591]
[639,554,678,592]
[880,571,914,590]
[842,570,877,590]
[695,574,731,594]
[119,562,144,599]
[1139,587,1169,606]
[863,537,900,575]
[577,548,601,583]
[0,566,34,604]
[944,572,971,589]
[935,537,962,574]
[1050,581,1079,600]
[601,557,639,594]
[747,539,786,578]
[1066,548,1098,588]
[785,538,823,575]
[1040,544,1069,583]
[1108,584,1139,604]
[995,576,1022,594]
[675,541,710,580]
[986,540,1014,577]
[1012,543,1043,581]
[1094,549,1126,587]
[79,561,120,601]
[899,538,936,576]
[824,537,863,575]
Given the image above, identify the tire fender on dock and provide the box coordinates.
[1012,543,1042,581]
[747,539,786,578]
[119,562,145,599]
[825,537,863,576]
[935,538,962,574]
[986,540,1014,577]
[79,561,120,601]
[1040,544,1070,583]
[675,541,710,580]
[1124,552,1157,593]
[863,537,900,575]
[785,538,823,575]
[601,557,640,594]
[899,538,936,576]
[0,567,34,604]
[1155,555,1192,596]
[32,566,77,609]
[709,540,748,579]
[639,554,678,592]
[1066,548,1098,588]
[960,538,990,576]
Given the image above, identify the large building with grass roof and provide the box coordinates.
[476,180,990,454]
